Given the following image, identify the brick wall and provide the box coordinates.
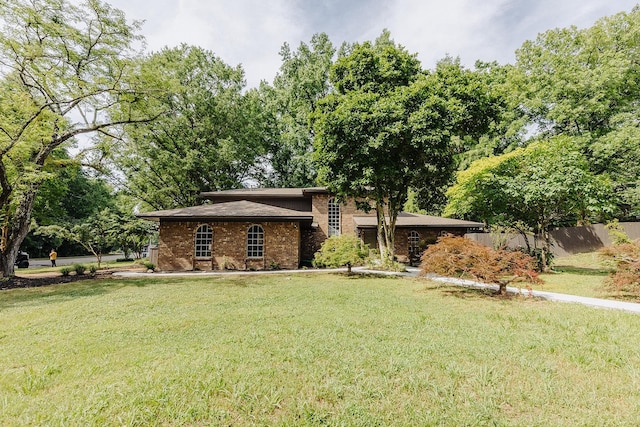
[394,227,468,262]
[309,193,374,253]
[158,220,300,271]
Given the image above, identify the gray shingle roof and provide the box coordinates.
[200,187,329,199]
[138,200,314,222]
[352,212,484,228]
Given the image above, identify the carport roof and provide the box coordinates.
[352,212,484,228]
[138,200,314,222]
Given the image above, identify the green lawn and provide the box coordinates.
[534,252,622,299]
[2,273,640,426]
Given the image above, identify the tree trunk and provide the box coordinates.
[541,227,552,272]
[0,248,17,277]
[376,205,390,261]
[375,200,399,265]
[0,189,38,278]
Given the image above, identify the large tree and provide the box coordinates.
[445,136,616,268]
[513,6,640,216]
[312,32,457,262]
[260,33,335,187]
[0,0,159,277]
[112,45,271,210]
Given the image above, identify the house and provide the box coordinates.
[138,187,484,271]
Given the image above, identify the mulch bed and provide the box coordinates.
[1,271,115,291]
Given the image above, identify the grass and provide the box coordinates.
[533,252,620,299]
[2,273,640,425]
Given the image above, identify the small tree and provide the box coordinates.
[600,222,640,295]
[419,235,541,295]
[313,235,368,274]
[64,209,116,268]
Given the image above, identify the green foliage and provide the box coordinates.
[513,7,640,216]
[605,220,632,245]
[107,195,156,259]
[313,235,368,270]
[446,136,616,269]
[313,32,453,261]
[260,33,335,187]
[142,261,155,271]
[60,267,71,277]
[114,45,270,210]
[25,158,114,257]
[68,209,118,267]
[88,265,98,276]
[0,0,157,276]
[73,264,86,276]
[420,235,541,294]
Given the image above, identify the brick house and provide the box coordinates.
[138,187,483,271]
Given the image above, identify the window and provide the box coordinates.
[247,225,264,258]
[408,230,420,256]
[195,224,213,258]
[328,198,340,236]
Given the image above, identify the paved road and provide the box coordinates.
[24,253,125,269]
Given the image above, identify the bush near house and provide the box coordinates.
[419,235,541,294]
[313,235,369,273]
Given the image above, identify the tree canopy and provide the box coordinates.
[445,136,615,268]
[0,0,160,276]
[260,33,335,187]
[312,31,504,261]
[513,6,640,216]
[112,45,270,210]
[312,32,451,261]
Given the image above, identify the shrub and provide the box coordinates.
[143,261,156,271]
[89,265,98,276]
[419,235,541,294]
[73,264,86,275]
[60,267,72,277]
[600,241,640,294]
[605,220,632,245]
[313,235,369,273]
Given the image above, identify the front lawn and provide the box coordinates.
[1,273,639,425]
[535,252,620,299]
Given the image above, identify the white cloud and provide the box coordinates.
[107,0,639,86]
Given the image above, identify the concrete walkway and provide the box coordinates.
[114,266,640,315]
[424,274,640,314]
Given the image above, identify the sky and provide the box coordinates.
[107,0,638,88]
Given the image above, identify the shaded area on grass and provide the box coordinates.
[552,265,612,276]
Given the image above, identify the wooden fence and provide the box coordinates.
[465,222,640,257]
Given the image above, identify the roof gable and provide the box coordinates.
[138,200,314,222]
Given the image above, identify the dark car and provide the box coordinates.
[15,251,29,268]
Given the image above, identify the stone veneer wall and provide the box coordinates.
[158,220,300,271]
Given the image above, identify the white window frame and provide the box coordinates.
[247,224,265,258]
[408,230,420,255]
[328,198,340,237]
[195,224,213,258]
